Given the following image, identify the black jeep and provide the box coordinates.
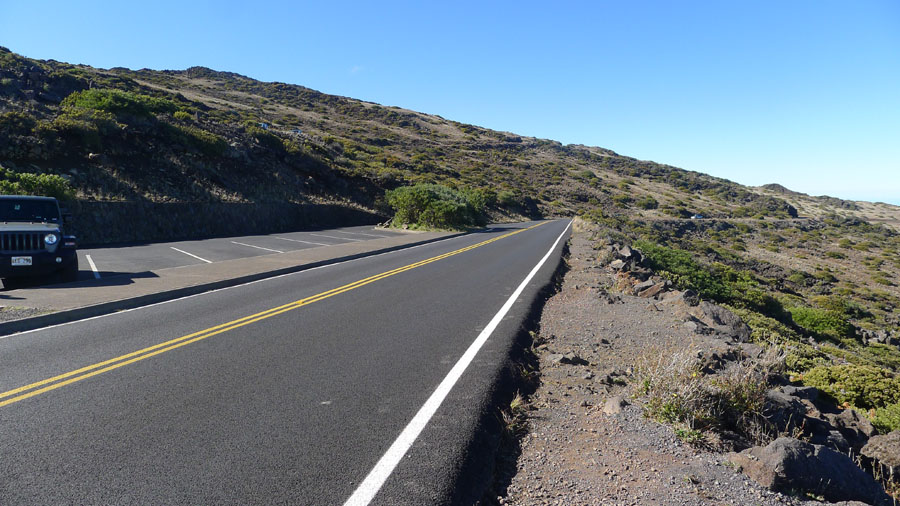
[0,195,78,288]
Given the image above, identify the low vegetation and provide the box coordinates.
[0,165,74,200]
[588,210,900,438]
[637,344,784,448]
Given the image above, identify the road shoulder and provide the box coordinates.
[492,222,803,505]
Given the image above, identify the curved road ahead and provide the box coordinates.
[0,219,570,505]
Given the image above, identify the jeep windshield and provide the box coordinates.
[0,200,60,223]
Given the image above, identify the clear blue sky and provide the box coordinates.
[2,1,898,204]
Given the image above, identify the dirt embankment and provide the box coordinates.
[487,220,896,505]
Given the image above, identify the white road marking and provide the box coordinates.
[310,233,363,242]
[170,247,212,264]
[275,237,330,246]
[85,255,101,279]
[230,241,284,253]
[343,220,571,506]
[335,230,388,238]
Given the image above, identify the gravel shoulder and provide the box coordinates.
[493,222,814,505]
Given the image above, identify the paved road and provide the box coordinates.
[0,220,571,505]
[74,225,404,282]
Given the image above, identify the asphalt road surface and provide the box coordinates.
[0,219,571,505]
[68,225,405,282]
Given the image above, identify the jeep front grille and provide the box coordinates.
[0,232,46,253]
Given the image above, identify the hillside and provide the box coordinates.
[2,46,806,221]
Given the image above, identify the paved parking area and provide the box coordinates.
[75,225,402,281]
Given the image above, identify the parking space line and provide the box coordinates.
[230,241,284,253]
[310,234,363,242]
[85,255,101,279]
[335,231,388,238]
[274,237,330,246]
[170,247,212,264]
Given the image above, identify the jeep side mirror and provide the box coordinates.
[62,212,73,225]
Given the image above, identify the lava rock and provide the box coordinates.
[862,430,900,469]
[730,437,891,505]
[602,395,628,415]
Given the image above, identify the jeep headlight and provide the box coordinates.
[44,233,59,245]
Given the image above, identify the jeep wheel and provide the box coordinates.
[60,257,79,283]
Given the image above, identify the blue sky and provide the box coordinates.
[2,1,898,204]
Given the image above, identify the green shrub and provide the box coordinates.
[635,196,659,209]
[496,190,517,208]
[386,184,486,229]
[0,168,74,200]
[244,123,284,151]
[612,193,632,207]
[873,402,900,433]
[37,107,120,152]
[730,307,800,345]
[802,364,900,409]
[173,110,192,121]
[176,125,227,157]
[784,344,829,372]
[634,240,777,313]
[787,306,853,341]
[45,116,101,150]
[62,89,178,119]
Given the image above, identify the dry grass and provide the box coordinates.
[635,343,786,449]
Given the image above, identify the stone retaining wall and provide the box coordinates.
[65,201,384,246]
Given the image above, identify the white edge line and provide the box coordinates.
[0,228,479,340]
[85,255,101,279]
[230,241,284,253]
[170,247,212,264]
[342,219,571,506]
[274,237,330,247]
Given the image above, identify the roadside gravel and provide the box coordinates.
[0,305,52,323]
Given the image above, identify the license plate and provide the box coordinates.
[11,256,32,266]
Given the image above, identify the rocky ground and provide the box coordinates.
[486,220,897,506]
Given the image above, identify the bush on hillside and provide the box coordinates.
[635,196,659,209]
[386,184,487,230]
[634,239,788,321]
[61,88,178,119]
[787,306,854,341]
[873,402,900,433]
[0,167,74,200]
[497,190,518,208]
[801,364,900,409]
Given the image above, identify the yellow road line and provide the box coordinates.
[0,222,546,408]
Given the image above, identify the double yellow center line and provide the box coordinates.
[0,222,545,408]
